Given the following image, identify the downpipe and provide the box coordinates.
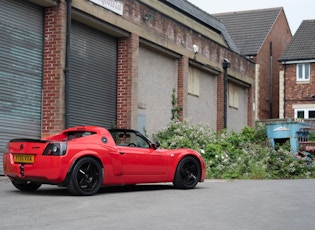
[65,0,72,128]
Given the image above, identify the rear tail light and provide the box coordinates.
[43,142,67,156]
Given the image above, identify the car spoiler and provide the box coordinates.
[9,138,50,143]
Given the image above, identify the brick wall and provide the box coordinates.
[255,10,291,119]
[177,56,188,121]
[39,0,255,134]
[41,3,66,138]
[283,63,315,118]
[216,71,224,130]
[117,34,139,129]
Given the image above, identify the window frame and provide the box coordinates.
[296,63,310,82]
[188,68,200,96]
[228,83,239,109]
[294,108,315,119]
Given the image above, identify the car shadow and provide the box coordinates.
[9,183,176,196]
[99,183,174,194]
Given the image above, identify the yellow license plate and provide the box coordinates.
[14,154,34,164]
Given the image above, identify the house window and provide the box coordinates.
[188,68,200,96]
[309,110,315,118]
[228,83,239,109]
[295,108,315,119]
[297,110,305,119]
[296,63,310,82]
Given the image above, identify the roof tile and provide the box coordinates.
[214,8,283,55]
[279,20,315,61]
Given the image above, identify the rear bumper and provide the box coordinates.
[3,153,68,184]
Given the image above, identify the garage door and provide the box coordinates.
[68,21,117,128]
[0,0,43,175]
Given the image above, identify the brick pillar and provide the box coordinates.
[247,86,253,127]
[117,34,139,129]
[217,71,224,131]
[42,3,67,138]
[178,56,188,121]
[284,64,297,118]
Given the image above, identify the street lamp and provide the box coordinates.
[222,58,231,129]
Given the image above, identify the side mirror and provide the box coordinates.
[152,142,160,149]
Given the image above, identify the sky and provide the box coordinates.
[188,0,315,34]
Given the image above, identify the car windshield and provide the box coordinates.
[110,130,150,148]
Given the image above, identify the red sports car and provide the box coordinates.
[3,126,206,195]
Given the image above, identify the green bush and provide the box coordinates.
[153,120,315,179]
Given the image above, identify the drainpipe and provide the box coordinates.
[283,63,286,117]
[65,0,71,128]
[222,59,231,129]
[269,42,273,119]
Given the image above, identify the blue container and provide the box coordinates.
[265,120,310,153]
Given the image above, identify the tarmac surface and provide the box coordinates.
[0,177,314,230]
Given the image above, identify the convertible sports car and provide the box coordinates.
[3,126,206,195]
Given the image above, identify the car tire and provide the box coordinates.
[11,180,41,192]
[67,157,103,196]
[173,156,201,189]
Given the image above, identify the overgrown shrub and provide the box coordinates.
[153,120,315,179]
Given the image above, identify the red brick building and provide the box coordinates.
[215,8,292,120]
[0,0,256,174]
[279,20,315,120]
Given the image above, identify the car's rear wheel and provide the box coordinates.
[67,157,103,196]
[173,156,201,189]
[11,179,41,191]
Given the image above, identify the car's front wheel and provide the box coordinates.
[67,157,103,196]
[11,179,41,192]
[173,156,201,189]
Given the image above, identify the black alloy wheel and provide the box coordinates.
[173,156,201,189]
[68,157,103,196]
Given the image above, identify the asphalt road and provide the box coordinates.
[0,177,314,230]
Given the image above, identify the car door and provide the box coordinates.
[118,146,167,175]
[117,132,168,176]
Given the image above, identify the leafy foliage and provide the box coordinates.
[171,88,182,121]
[154,120,315,179]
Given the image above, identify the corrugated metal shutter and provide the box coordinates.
[0,0,43,175]
[68,21,117,128]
